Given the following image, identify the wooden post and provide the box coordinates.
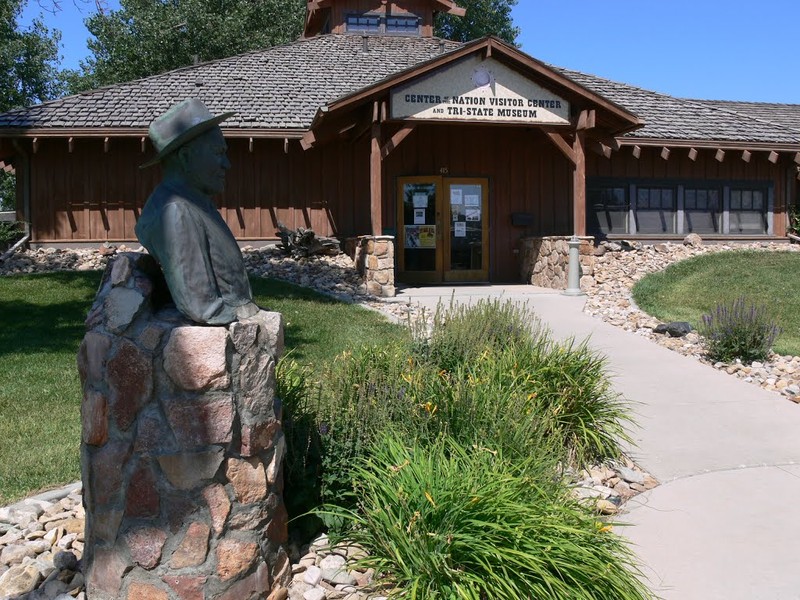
[370,122,382,236]
[572,131,586,236]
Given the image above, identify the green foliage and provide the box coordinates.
[0,219,24,247]
[789,203,800,234]
[632,249,800,355]
[324,433,654,600]
[286,299,633,512]
[700,297,780,364]
[0,172,15,211]
[415,297,532,371]
[434,0,520,45]
[69,0,306,91]
[1,0,64,112]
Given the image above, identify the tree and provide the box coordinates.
[1,0,63,210]
[1,0,63,112]
[434,0,519,45]
[68,0,306,92]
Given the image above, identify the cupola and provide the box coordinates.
[304,0,466,38]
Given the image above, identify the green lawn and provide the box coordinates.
[632,250,800,356]
[0,272,407,505]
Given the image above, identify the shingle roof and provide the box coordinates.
[551,67,800,145]
[1,33,799,147]
[0,35,462,131]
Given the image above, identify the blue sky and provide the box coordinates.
[20,0,800,103]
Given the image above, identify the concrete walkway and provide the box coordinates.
[388,285,800,600]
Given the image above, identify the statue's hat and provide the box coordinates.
[141,98,234,168]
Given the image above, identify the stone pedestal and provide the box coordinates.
[348,235,396,297]
[77,253,288,600]
[520,236,596,290]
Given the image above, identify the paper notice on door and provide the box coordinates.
[464,194,480,207]
[454,222,467,238]
[419,225,436,247]
[413,193,428,208]
[465,208,481,221]
[450,188,463,205]
[414,209,426,224]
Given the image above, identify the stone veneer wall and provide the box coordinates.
[77,253,289,600]
[346,236,396,297]
[520,236,596,290]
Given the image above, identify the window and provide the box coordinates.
[386,15,420,34]
[635,186,676,234]
[730,187,768,234]
[684,188,721,234]
[346,13,420,35]
[586,178,772,237]
[588,186,628,235]
[346,14,380,33]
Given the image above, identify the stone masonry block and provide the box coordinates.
[164,327,229,391]
[108,339,153,431]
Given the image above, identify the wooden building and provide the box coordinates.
[0,0,799,286]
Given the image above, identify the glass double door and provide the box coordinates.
[397,176,489,283]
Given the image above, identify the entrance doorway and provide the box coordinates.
[397,176,489,283]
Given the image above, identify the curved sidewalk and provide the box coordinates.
[390,285,800,600]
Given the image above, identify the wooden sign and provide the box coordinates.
[391,56,570,125]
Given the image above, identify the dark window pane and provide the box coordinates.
[347,14,380,32]
[387,15,419,33]
[731,190,741,210]
[753,191,764,211]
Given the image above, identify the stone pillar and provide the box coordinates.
[77,253,289,600]
[520,235,596,291]
[351,235,396,297]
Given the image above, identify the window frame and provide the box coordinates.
[587,177,773,237]
[345,12,421,36]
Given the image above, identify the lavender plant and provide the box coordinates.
[700,297,780,363]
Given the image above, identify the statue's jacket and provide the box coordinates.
[135,180,254,324]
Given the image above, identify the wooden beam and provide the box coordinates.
[103,137,110,153]
[660,147,670,161]
[632,145,641,159]
[688,148,698,161]
[284,138,289,154]
[141,137,146,153]
[380,101,387,123]
[795,152,800,165]
[576,109,596,131]
[248,137,254,152]
[68,137,74,153]
[300,130,316,151]
[381,125,416,160]
[768,150,779,164]
[370,122,382,236]
[741,149,751,163]
[485,44,492,59]
[372,101,379,124]
[544,131,576,165]
[590,141,612,159]
[715,149,725,162]
[573,131,586,236]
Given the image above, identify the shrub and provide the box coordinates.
[700,297,780,363]
[415,297,534,372]
[300,300,635,509]
[0,220,24,249]
[325,433,654,600]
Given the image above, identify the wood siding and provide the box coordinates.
[26,136,373,244]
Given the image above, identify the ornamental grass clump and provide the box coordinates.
[700,297,780,363]
[324,433,654,600]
